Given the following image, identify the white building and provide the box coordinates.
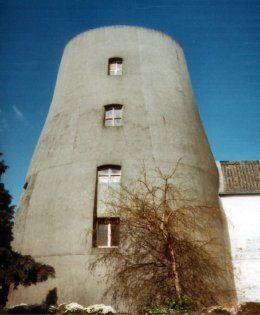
[217,160,260,303]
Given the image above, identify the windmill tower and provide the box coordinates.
[9,26,236,308]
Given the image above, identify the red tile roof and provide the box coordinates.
[218,160,260,194]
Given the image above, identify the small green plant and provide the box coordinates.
[144,305,168,314]
[209,307,231,314]
[144,296,193,314]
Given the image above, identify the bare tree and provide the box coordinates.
[91,164,230,311]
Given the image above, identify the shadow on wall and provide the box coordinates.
[6,288,58,314]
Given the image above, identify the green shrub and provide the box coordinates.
[144,296,193,314]
[209,306,231,314]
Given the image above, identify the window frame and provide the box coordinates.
[98,165,121,184]
[104,104,123,127]
[108,57,123,76]
[96,217,120,248]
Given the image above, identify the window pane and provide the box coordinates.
[99,169,109,176]
[114,109,122,118]
[98,169,109,183]
[108,58,123,76]
[110,169,121,182]
[110,175,121,183]
[115,70,122,75]
[105,109,113,118]
[111,169,121,175]
[111,222,120,246]
[105,119,113,126]
[110,63,117,71]
[98,176,109,183]
[109,64,122,76]
[115,64,122,75]
[114,118,121,126]
[110,70,116,75]
[97,223,108,247]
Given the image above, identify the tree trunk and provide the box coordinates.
[168,243,182,299]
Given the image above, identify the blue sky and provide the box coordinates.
[0,0,260,207]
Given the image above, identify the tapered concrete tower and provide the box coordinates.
[9,26,236,307]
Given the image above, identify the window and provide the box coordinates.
[108,57,123,75]
[98,166,121,184]
[96,217,120,247]
[104,104,123,127]
[94,166,121,248]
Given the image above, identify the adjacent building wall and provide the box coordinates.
[217,160,260,303]
[221,195,260,302]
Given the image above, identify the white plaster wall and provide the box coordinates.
[221,195,260,302]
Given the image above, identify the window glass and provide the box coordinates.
[105,119,113,127]
[96,218,120,247]
[111,221,120,246]
[114,109,122,118]
[98,176,109,183]
[110,169,121,183]
[106,109,113,118]
[104,105,123,127]
[97,222,108,247]
[114,118,121,126]
[98,167,121,184]
[108,58,123,76]
[99,169,109,176]
[110,175,120,183]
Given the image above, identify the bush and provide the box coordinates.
[209,307,231,314]
[6,303,50,314]
[237,302,260,315]
[200,305,235,315]
[144,296,193,314]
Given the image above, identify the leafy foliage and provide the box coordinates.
[144,296,193,314]
[0,154,55,308]
[237,302,260,315]
[0,156,14,250]
[210,307,231,314]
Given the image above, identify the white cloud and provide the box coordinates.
[12,106,28,125]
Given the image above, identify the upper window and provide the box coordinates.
[98,166,121,184]
[108,57,123,76]
[96,217,120,248]
[104,104,123,127]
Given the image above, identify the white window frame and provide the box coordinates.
[96,218,120,248]
[104,105,123,127]
[108,58,123,76]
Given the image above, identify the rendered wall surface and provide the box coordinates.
[8,26,236,308]
[221,195,260,302]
